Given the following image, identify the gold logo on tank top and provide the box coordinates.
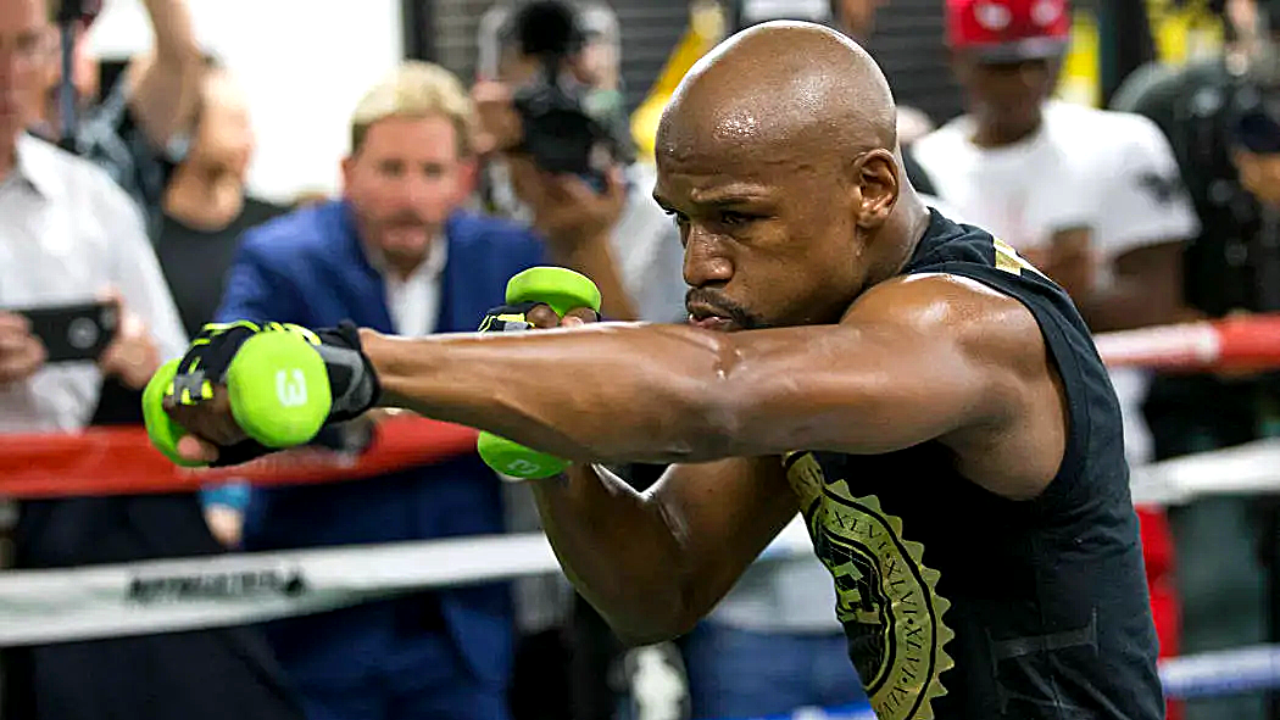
[784,451,955,720]
[992,237,1046,278]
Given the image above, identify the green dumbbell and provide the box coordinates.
[143,328,334,466]
[476,267,602,480]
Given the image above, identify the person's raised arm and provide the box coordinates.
[533,456,797,646]
[125,0,203,147]
[505,155,640,320]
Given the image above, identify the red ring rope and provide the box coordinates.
[0,416,476,498]
[1,313,1278,499]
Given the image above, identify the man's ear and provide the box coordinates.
[340,155,356,197]
[853,149,899,229]
[455,158,479,201]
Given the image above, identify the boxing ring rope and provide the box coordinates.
[0,414,478,499]
[2,314,1280,704]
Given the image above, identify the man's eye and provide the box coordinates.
[664,209,688,226]
[720,211,755,227]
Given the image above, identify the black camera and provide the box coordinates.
[1226,0,1280,152]
[1229,83,1280,154]
[504,0,629,192]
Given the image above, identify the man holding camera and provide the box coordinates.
[471,4,691,719]
[474,0,687,326]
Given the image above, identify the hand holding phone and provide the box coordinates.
[0,312,47,385]
[97,293,160,391]
[10,300,118,364]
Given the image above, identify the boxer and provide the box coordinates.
[158,22,1162,720]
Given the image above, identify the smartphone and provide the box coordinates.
[12,301,118,363]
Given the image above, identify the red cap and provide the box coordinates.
[945,0,1071,62]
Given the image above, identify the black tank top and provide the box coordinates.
[785,210,1162,720]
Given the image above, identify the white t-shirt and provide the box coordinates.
[912,101,1200,466]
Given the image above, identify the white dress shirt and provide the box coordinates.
[376,235,448,338]
[0,133,188,433]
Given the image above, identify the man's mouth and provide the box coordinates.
[384,225,428,246]
[687,303,736,332]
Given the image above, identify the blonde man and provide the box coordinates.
[204,60,627,720]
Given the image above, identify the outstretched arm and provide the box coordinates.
[168,271,1063,497]
[364,273,1057,491]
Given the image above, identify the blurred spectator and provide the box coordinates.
[154,58,287,341]
[473,4,689,719]
[0,0,184,436]
[149,58,287,547]
[34,0,203,236]
[1113,1,1280,718]
[0,3,301,720]
[474,0,685,325]
[906,4,1199,720]
[209,59,630,720]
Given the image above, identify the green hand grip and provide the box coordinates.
[476,267,601,480]
[226,331,333,448]
[142,358,204,467]
[143,330,333,466]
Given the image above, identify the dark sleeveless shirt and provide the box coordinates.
[784,209,1162,720]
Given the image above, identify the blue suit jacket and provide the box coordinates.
[214,200,545,690]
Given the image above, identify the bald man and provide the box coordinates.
[159,22,1162,720]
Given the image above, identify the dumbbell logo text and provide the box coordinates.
[275,369,308,408]
[505,458,543,476]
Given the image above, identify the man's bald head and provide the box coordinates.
[652,21,927,332]
[656,21,898,170]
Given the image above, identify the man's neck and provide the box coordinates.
[163,164,246,232]
[387,257,425,283]
[971,113,1043,149]
[883,192,932,277]
[381,241,439,282]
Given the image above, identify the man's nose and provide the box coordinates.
[403,174,436,205]
[683,230,734,288]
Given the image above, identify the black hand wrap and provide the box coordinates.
[170,320,381,467]
[311,321,381,423]
[478,301,600,334]
[478,301,542,333]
